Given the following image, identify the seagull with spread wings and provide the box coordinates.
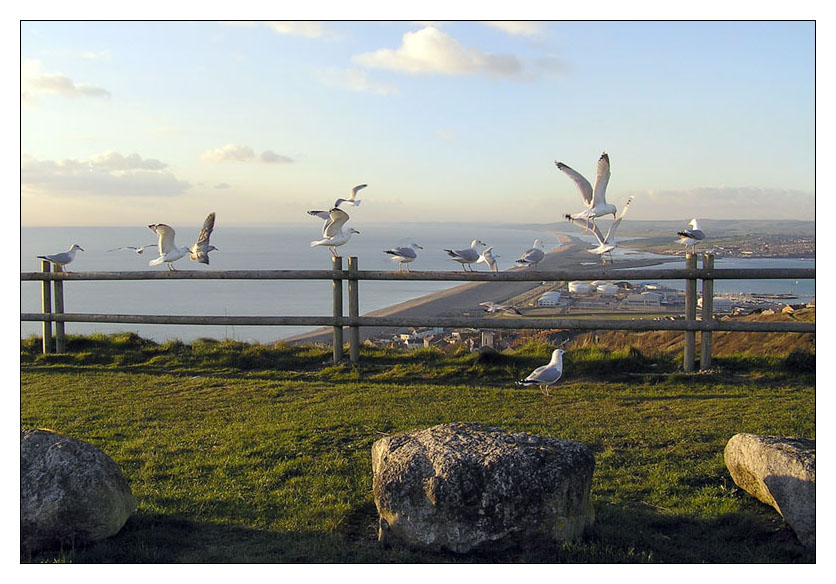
[565,196,634,265]
[147,223,191,270]
[334,184,367,208]
[556,152,616,232]
[189,212,218,265]
[308,207,360,256]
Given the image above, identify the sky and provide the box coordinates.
[20,19,816,227]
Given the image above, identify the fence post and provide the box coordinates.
[683,253,697,372]
[700,253,715,370]
[332,256,344,363]
[54,277,66,353]
[348,256,360,364]
[40,260,54,354]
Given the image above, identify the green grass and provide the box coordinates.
[20,334,815,563]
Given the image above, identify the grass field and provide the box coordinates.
[20,334,815,563]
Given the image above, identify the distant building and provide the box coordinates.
[596,283,619,295]
[621,292,662,307]
[697,297,733,312]
[536,291,562,306]
[568,281,595,294]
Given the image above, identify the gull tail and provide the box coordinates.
[516,380,535,387]
[149,256,165,266]
[443,249,457,257]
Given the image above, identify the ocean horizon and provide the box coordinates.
[21,223,815,344]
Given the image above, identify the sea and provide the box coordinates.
[20,224,815,344]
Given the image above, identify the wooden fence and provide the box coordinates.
[21,253,815,371]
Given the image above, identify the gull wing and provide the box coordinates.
[386,246,417,259]
[526,364,561,384]
[555,161,593,206]
[323,207,350,238]
[603,196,634,243]
[564,215,606,246]
[149,223,177,254]
[591,152,611,207]
[190,212,216,263]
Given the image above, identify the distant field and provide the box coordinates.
[20,335,815,563]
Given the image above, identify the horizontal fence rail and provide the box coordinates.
[22,255,815,371]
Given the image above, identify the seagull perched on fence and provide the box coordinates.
[565,196,634,265]
[37,244,84,272]
[189,212,218,265]
[148,223,191,270]
[556,152,616,232]
[308,207,360,256]
[108,244,157,255]
[443,239,487,271]
[334,184,367,208]
[515,239,545,269]
[677,219,705,253]
[384,243,423,272]
[476,246,500,272]
[516,348,566,396]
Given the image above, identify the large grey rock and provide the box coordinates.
[724,433,815,549]
[21,429,137,552]
[371,422,595,553]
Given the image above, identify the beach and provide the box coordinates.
[284,234,681,345]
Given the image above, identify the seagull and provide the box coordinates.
[516,349,566,396]
[479,301,521,315]
[37,244,84,272]
[107,244,157,255]
[677,219,706,254]
[308,207,360,256]
[443,240,487,271]
[189,212,218,265]
[334,184,367,208]
[477,246,500,272]
[384,243,423,272]
[148,223,191,270]
[515,239,545,269]
[556,152,616,232]
[565,196,634,264]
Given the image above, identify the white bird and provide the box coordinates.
[147,223,191,270]
[384,243,423,272]
[443,240,486,271]
[516,349,566,396]
[515,239,545,269]
[308,207,360,256]
[677,219,706,253]
[107,244,157,255]
[189,212,218,265]
[479,301,521,315]
[334,184,367,208]
[556,152,616,232]
[565,196,634,264]
[477,246,500,272]
[37,244,84,272]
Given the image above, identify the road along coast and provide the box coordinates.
[283,234,679,345]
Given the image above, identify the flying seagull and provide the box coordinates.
[515,239,545,269]
[516,348,566,396]
[477,246,500,272]
[308,207,360,256]
[677,219,705,254]
[565,196,634,264]
[384,243,423,272]
[148,223,191,270]
[189,212,218,265]
[556,152,616,232]
[443,239,487,271]
[479,301,521,315]
[37,244,84,272]
[334,184,367,208]
[107,244,157,255]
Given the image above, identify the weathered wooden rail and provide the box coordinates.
[21,254,815,370]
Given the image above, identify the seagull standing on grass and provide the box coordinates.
[515,239,545,269]
[334,184,367,208]
[189,212,218,265]
[384,243,423,272]
[677,219,705,253]
[565,196,634,265]
[37,244,84,272]
[516,349,566,396]
[308,207,360,256]
[443,240,487,271]
[556,152,616,232]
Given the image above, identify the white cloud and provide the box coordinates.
[353,26,523,78]
[266,21,329,39]
[482,21,545,37]
[318,68,402,96]
[200,144,256,163]
[260,150,294,164]
[21,59,110,104]
[21,153,189,198]
[80,50,112,61]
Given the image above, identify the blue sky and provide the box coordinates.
[20,20,815,226]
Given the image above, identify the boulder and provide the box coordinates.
[724,433,815,549]
[21,429,137,552]
[371,422,595,553]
